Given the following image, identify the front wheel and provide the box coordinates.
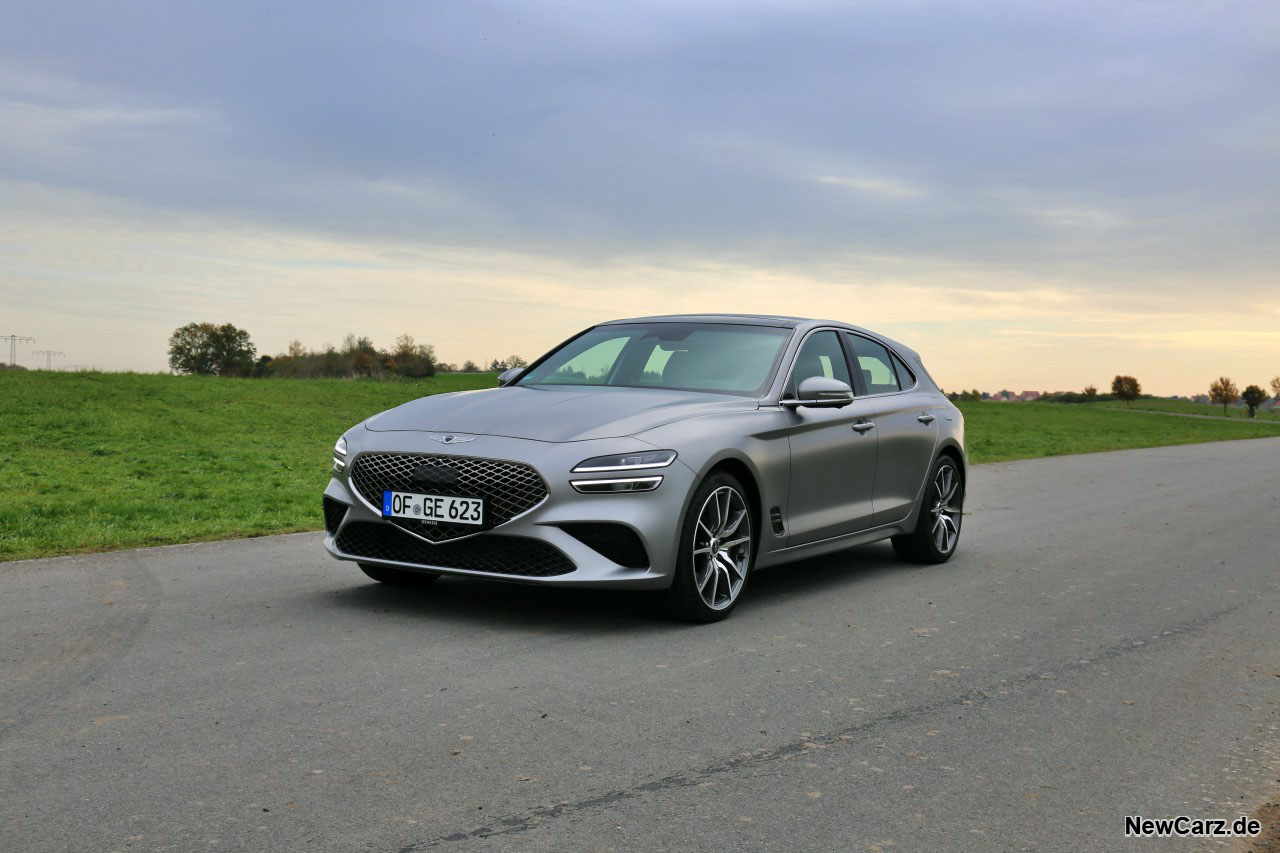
[663,472,756,623]
[891,456,963,564]
[358,563,441,586]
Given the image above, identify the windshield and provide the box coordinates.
[517,323,791,396]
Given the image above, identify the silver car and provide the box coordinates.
[323,314,965,621]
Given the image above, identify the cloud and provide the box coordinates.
[0,1,1277,392]
[815,174,929,200]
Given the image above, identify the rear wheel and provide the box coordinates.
[663,472,755,623]
[358,563,440,586]
[891,456,963,564]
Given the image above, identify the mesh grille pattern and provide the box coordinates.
[335,522,575,577]
[322,497,348,535]
[349,453,548,542]
[558,523,650,569]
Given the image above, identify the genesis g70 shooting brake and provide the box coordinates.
[323,315,965,621]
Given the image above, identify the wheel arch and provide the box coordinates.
[699,453,765,536]
[934,441,967,496]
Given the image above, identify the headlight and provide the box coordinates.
[333,435,348,472]
[572,450,676,473]
[335,436,348,456]
[570,476,663,494]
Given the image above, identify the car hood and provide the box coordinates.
[363,385,759,442]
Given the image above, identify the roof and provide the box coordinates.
[602,313,812,328]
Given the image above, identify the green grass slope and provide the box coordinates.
[1,371,495,561]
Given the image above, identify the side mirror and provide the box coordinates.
[783,376,855,409]
[497,367,522,386]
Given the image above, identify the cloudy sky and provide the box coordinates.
[2,1,1277,393]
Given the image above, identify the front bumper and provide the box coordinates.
[322,431,695,589]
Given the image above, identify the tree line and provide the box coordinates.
[166,322,525,379]
[947,373,1280,417]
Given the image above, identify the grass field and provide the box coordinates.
[3,372,1278,562]
[956,400,1278,463]
[1,371,496,562]
[1094,397,1280,421]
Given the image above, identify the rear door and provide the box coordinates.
[844,333,939,526]
[784,329,878,545]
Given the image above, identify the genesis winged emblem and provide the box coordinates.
[428,433,476,445]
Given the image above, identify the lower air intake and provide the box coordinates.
[557,522,650,569]
[335,522,575,578]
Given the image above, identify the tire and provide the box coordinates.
[891,455,963,564]
[358,562,441,586]
[663,472,756,623]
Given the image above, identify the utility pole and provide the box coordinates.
[33,350,65,370]
[1,335,35,366]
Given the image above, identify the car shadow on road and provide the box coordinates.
[317,541,923,633]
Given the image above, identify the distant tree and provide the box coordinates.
[488,358,507,372]
[1111,375,1140,407]
[169,322,218,375]
[253,354,273,377]
[461,360,480,373]
[1208,377,1239,415]
[505,355,528,369]
[1271,375,1280,401]
[209,324,256,376]
[168,322,256,376]
[1083,385,1098,400]
[390,333,436,378]
[1241,384,1267,418]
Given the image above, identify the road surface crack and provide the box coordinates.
[399,605,1239,849]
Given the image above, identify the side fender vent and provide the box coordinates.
[769,507,785,536]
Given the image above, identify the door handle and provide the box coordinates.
[917,413,936,424]
[852,421,875,433]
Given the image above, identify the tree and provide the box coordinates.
[505,355,528,369]
[1208,376,1239,415]
[1241,384,1267,418]
[1111,375,1140,407]
[390,333,436,378]
[1271,375,1280,401]
[168,322,256,376]
[460,360,480,373]
[209,324,256,376]
[1083,385,1098,400]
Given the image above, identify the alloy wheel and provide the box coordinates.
[931,464,962,553]
[691,486,752,610]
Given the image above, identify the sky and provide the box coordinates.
[1,0,1277,394]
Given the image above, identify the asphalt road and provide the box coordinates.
[3,438,1279,852]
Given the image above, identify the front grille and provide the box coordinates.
[335,522,575,578]
[348,453,548,542]
[558,522,650,568]
[323,496,348,534]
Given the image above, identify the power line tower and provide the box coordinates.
[1,335,35,366]
[33,350,66,370]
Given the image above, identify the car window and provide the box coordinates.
[537,335,630,384]
[790,330,851,389]
[518,323,790,395]
[891,352,916,389]
[846,334,901,395]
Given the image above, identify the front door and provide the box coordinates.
[784,330,878,545]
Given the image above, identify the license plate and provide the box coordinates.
[382,491,484,526]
